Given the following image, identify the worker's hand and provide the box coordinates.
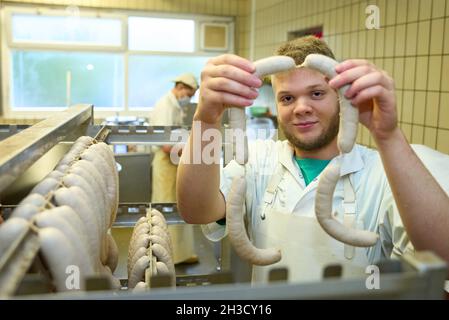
[194,54,263,124]
[328,59,398,143]
[162,145,172,154]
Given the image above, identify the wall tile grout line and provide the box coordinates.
[422,0,434,148]
[435,0,447,151]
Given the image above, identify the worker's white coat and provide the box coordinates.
[202,140,449,283]
[150,91,183,126]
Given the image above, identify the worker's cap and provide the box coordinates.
[173,73,199,90]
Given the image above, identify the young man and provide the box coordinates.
[177,36,449,283]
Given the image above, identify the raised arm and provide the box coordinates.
[330,59,449,262]
[176,54,262,224]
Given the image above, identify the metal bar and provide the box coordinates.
[86,124,189,145]
[0,104,93,195]
[0,125,31,141]
[176,272,233,286]
[39,266,446,300]
[400,251,448,299]
[93,125,111,143]
[0,225,40,298]
[113,202,186,227]
[9,251,448,300]
[87,123,232,168]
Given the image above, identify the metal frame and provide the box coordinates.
[0,104,93,195]
[19,251,449,300]
[0,113,206,297]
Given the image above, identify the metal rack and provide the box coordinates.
[0,105,228,297]
[18,251,449,300]
[0,105,447,299]
[0,105,95,297]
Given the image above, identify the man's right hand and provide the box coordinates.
[194,54,263,124]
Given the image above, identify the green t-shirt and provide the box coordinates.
[216,157,331,225]
[295,157,331,186]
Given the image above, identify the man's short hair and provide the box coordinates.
[275,35,335,65]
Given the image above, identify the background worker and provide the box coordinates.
[151,73,199,264]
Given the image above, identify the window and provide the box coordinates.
[12,13,122,47]
[128,55,208,108]
[1,6,234,116]
[128,17,195,52]
[11,50,124,109]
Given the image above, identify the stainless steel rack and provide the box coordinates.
[0,105,447,299]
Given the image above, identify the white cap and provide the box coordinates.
[173,73,199,90]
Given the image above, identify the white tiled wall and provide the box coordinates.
[237,0,449,154]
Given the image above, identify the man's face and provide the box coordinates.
[180,85,197,100]
[273,67,339,151]
[175,83,197,102]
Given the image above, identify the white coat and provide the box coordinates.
[202,140,449,283]
[150,91,183,126]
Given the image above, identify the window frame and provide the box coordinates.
[0,4,234,118]
[5,6,128,52]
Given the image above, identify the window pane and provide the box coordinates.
[11,50,124,109]
[12,14,122,46]
[128,17,194,52]
[128,55,210,109]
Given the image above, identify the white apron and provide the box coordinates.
[251,164,370,284]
